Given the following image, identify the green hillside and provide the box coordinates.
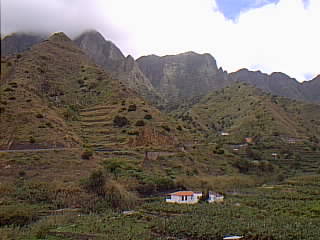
[172,83,320,175]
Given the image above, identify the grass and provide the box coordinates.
[1,175,319,240]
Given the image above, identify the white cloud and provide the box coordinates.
[1,0,319,81]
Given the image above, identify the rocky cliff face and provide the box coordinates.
[74,30,162,104]
[301,75,320,103]
[230,69,312,102]
[1,33,45,56]
[137,52,230,102]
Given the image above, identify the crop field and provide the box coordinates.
[1,175,319,240]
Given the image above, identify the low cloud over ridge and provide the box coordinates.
[1,0,319,81]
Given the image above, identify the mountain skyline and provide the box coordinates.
[1,30,319,85]
[1,0,319,82]
[1,30,319,106]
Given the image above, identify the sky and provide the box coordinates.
[1,0,319,82]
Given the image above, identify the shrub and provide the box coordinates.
[18,171,26,177]
[35,113,44,118]
[81,149,93,160]
[29,136,35,144]
[83,170,106,197]
[161,125,171,132]
[0,204,39,226]
[63,105,79,121]
[78,79,84,85]
[104,181,138,210]
[135,120,145,127]
[128,104,137,112]
[144,114,152,120]
[113,115,129,127]
[88,81,98,90]
[4,87,14,92]
[176,125,182,131]
[128,130,139,136]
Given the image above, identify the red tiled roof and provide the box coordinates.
[170,191,194,196]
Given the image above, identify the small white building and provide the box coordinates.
[166,191,224,204]
[166,191,202,204]
[223,236,243,240]
[208,192,224,203]
[221,132,230,136]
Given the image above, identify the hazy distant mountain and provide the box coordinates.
[74,30,162,104]
[301,75,320,103]
[137,52,230,103]
[229,69,307,101]
[1,33,45,56]
[1,31,318,105]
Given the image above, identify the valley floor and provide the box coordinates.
[1,175,319,240]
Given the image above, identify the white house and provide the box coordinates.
[221,132,230,136]
[166,191,224,204]
[208,192,224,203]
[223,236,243,240]
[166,191,202,204]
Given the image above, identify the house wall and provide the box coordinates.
[208,194,224,203]
[166,195,199,204]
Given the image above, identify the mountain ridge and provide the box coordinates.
[1,30,319,105]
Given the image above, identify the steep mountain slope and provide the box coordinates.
[74,30,162,104]
[302,75,320,103]
[229,68,319,103]
[137,52,230,103]
[0,32,189,151]
[172,83,320,173]
[177,83,320,140]
[1,33,45,56]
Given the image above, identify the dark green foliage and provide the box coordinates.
[213,146,224,155]
[35,113,44,118]
[246,147,262,160]
[83,170,106,197]
[199,189,209,202]
[29,136,35,144]
[135,120,145,127]
[78,79,84,85]
[81,149,93,160]
[128,104,137,112]
[128,130,139,135]
[113,115,129,127]
[63,105,79,121]
[144,114,152,120]
[4,87,14,92]
[161,125,171,132]
[0,204,39,226]
[88,81,98,90]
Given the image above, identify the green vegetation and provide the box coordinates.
[1,33,319,240]
[1,175,319,239]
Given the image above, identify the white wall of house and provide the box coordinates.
[208,193,224,203]
[166,191,224,204]
[166,193,201,204]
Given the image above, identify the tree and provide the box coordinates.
[84,170,106,197]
